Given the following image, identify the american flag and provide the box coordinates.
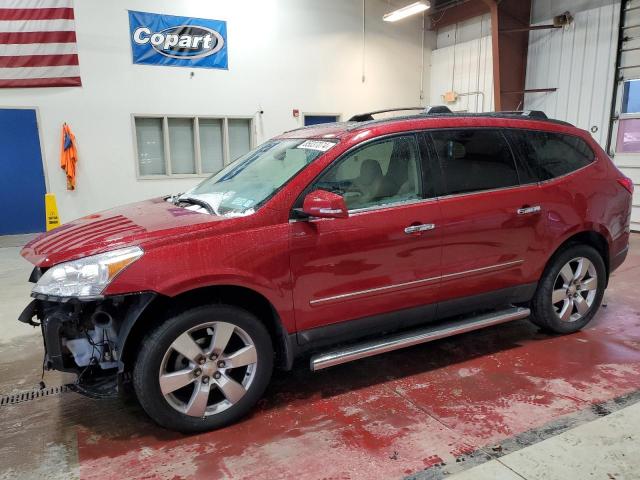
[0,0,80,88]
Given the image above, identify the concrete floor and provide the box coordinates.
[0,234,38,343]
[1,234,640,479]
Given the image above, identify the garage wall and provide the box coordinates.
[524,1,621,147]
[531,0,619,23]
[0,0,431,224]
[429,15,494,112]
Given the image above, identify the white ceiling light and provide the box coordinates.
[383,1,430,22]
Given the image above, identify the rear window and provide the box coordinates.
[510,131,595,181]
[430,129,519,195]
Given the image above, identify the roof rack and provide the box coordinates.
[499,110,548,120]
[345,107,571,130]
[349,105,452,122]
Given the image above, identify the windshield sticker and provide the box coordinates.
[231,197,249,206]
[297,140,335,152]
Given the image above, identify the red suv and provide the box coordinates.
[19,108,633,432]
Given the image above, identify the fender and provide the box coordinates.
[115,292,157,373]
[548,222,613,254]
[115,280,296,372]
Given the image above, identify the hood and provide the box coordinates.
[22,197,235,267]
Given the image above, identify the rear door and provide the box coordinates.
[289,134,442,344]
[426,128,547,317]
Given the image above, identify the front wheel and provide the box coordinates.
[530,245,606,334]
[133,305,273,433]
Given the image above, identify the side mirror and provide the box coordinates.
[302,189,349,219]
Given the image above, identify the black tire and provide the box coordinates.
[133,304,273,433]
[530,244,606,334]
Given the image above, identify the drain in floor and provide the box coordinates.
[0,384,71,407]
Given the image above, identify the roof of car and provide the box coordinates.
[277,111,575,141]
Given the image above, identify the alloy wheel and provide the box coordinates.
[551,257,599,323]
[158,321,258,418]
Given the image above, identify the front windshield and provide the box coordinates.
[179,138,337,216]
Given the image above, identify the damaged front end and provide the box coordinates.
[19,293,154,398]
[18,245,151,397]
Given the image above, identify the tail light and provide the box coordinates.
[617,177,634,194]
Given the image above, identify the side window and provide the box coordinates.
[431,129,519,195]
[513,131,595,181]
[313,135,422,210]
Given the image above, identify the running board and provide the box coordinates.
[310,306,530,371]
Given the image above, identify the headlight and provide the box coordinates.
[32,246,144,298]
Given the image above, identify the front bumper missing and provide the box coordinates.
[17,293,156,396]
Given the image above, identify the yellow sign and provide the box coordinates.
[45,193,61,231]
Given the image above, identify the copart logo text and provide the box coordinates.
[133,25,225,59]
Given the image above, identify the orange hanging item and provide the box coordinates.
[60,123,78,190]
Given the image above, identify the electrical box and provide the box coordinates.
[443,91,458,103]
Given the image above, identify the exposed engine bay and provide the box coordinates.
[19,292,155,397]
[62,307,119,371]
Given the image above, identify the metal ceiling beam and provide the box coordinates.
[483,0,533,111]
[431,0,553,111]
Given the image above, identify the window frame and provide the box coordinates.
[292,131,432,217]
[425,127,523,199]
[132,114,255,180]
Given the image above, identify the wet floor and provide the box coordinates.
[1,235,639,479]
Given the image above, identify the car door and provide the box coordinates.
[289,134,443,345]
[426,128,548,317]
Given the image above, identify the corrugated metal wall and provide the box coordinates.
[430,15,494,112]
[431,2,636,229]
[524,2,621,147]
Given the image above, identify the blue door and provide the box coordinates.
[304,114,339,126]
[0,109,46,235]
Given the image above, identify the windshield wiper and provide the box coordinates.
[177,196,215,215]
[167,192,183,205]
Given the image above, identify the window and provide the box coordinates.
[304,114,340,126]
[616,119,640,154]
[431,129,519,195]
[135,118,165,176]
[622,79,640,114]
[616,80,640,153]
[133,116,254,178]
[513,131,595,180]
[312,135,422,210]
[185,139,334,216]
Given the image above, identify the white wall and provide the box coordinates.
[0,0,430,223]
[430,15,494,112]
[524,1,620,147]
[435,14,491,49]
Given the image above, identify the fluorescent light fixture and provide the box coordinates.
[383,1,430,22]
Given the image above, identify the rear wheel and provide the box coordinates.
[530,245,606,334]
[133,304,273,433]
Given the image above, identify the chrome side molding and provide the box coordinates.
[310,260,524,306]
[309,306,530,371]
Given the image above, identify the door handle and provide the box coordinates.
[404,223,435,234]
[517,205,541,215]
